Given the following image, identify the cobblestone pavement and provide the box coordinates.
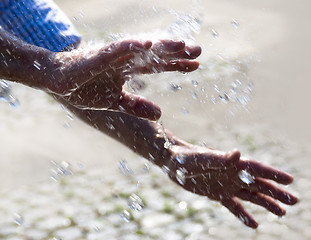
[0,132,309,240]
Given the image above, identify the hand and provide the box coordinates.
[49,40,201,120]
[167,145,298,228]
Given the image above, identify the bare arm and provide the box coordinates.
[1,27,201,120]
[0,27,54,90]
[60,98,297,229]
[56,40,298,228]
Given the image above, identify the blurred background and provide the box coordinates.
[0,0,310,239]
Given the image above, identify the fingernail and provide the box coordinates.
[153,108,162,120]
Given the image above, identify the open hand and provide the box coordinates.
[49,40,201,120]
[167,145,298,228]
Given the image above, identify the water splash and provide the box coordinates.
[168,12,202,41]
[0,80,20,107]
[158,121,172,149]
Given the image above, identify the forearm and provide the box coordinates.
[60,99,187,168]
[0,27,55,90]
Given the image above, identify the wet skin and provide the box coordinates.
[0,27,298,228]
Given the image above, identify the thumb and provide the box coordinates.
[226,149,241,166]
[112,90,162,120]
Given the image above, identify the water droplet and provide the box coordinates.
[238,170,255,184]
[127,194,144,212]
[0,80,20,107]
[164,140,172,149]
[176,168,187,185]
[107,123,115,130]
[66,112,74,121]
[120,210,131,223]
[13,213,24,226]
[211,29,219,38]
[148,153,155,162]
[50,161,73,181]
[238,214,249,225]
[33,60,41,70]
[211,96,217,104]
[170,83,182,91]
[175,154,185,164]
[72,16,78,21]
[92,225,101,232]
[182,107,189,115]
[231,19,239,28]
[141,163,150,174]
[192,92,198,100]
[159,121,172,149]
[162,165,170,175]
[178,201,188,210]
[152,56,160,64]
[219,92,229,103]
[192,80,198,87]
[191,178,197,184]
[79,11,85,18]
[118,159,134,176]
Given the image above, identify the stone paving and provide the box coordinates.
[0,132,310,240]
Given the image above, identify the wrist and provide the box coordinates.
[148,122,189,173]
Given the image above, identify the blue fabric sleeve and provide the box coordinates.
[0,0,81,52]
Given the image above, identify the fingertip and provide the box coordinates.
[228,149,241,164]
[288,195,299,205]
[186,46,202,58]
[196,46,202,56]
[287,174,294,184]
[144,40,152,50]
[239,213,258,229]
[192,60,200,71]
[249,221,259,229]
[278,172,294,185]
[152,106,162,121]
[161,40,185,52]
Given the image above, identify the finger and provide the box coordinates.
[239,159,294,185]
[165,46,202,60]
[221,197,258,229]
[129,59,200,75]
[248,178,298,205]
[76,40,152,83]
[178,45,202,59]
[152,40,201,60]
[152,40,186,55]
[112,90,162,120]
[237,190,286,216]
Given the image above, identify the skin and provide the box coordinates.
[0,27,298,228]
